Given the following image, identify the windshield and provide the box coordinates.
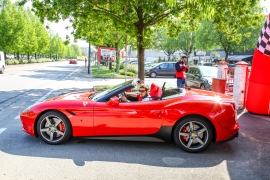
[91,80,133,101]
[201,68,217,77]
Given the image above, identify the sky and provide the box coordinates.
[18,0,270,47]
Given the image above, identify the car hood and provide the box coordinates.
[46,91,96,101]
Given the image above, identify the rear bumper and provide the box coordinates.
[216,131,238,144]
[215,122,239,143]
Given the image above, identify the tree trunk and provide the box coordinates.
[225,51,229,61]
[137,7,145,81]
[27,53,30,60]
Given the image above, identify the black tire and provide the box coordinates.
[0,66,4,74]
[36,111,72,145]
[200,84,206,90]
[173,117,213,153]
[149,72,157,78]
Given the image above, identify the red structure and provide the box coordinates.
[246,14,270,115]
[97,46,122,63]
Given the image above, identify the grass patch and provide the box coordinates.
[92,65,136,78]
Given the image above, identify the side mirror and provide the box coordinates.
[107,97,120,106]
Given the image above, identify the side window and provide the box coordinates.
[194,68,200,75]
[168,63,175,69]
[188,68,194,74]
[159,63,168,69]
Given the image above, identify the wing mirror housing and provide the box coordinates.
[107,96,120,106]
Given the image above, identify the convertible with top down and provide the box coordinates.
[20,79,239,153]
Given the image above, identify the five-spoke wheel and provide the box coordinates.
[174,117,213,153]
[37,111,71,145]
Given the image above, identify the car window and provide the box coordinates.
[194,68,200,75]
[188,67,194,74]
[159,63,168,69]
[201,68,217,77]
[168,63,175,69]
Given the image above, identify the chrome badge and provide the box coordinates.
[83,102,88,106]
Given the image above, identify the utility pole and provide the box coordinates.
[88,40,92,76]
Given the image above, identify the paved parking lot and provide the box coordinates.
[0,61,269,179]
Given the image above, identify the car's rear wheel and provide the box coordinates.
[0,66,4,74]
[150,72,157,78]
[173,117,213,153]
[37,111,72,145]
[200,84,206,90]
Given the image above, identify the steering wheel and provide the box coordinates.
[118,92,127,102]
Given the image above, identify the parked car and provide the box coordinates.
[228,64,236,68]
[0,51,6,74]
[186,66,217,90]
[20,78,238,153]
[145,62,176,78]
[198,62,215,66]
[69,59,77,64]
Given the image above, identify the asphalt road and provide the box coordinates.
[0,61,269,180]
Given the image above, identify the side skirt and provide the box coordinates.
[83,126,173,143]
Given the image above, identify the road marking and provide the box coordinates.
[64,66,83,80]
[14,90,54,120]
[0,128,7,135]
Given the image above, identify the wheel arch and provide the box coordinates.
[171,114,216,142]
[34,109,73,138]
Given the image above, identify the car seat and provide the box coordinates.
[137,83,162,101]
[149,83,162,100]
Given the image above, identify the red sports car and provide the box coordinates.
[69,59,77,64]
[20,79,239,153]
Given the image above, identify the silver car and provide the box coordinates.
[186,66,217,90]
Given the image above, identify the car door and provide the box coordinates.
[193,68,202,88]
[157,63,168,76]
[93,100,165,136]
[167,63,176,76]
[186,67,195,87]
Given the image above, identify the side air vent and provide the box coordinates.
[66,110,76,116]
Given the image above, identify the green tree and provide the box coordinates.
[154,28,177,61]
[195,19,264,61]
[71,44,82,57]
[22,10,38,60]
[34,19,50,58]
[21,0,261,79]
[0,0,25,57]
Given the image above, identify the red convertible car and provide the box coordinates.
[20,79,238,153]
[69,59,77,64]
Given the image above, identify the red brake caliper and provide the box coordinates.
[182,127,187,141]
[58,122,65,136]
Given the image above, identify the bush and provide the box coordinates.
[119,69,125,75]
[127,72,136,77]
[120,64,124,69]
[126,64,138,73]
[13,60,20,65]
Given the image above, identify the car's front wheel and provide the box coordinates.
[36,111,72,145]
[0,66,4,74]
[173,117,213,153]
[200,84,206,90]
[149,72,157,78]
